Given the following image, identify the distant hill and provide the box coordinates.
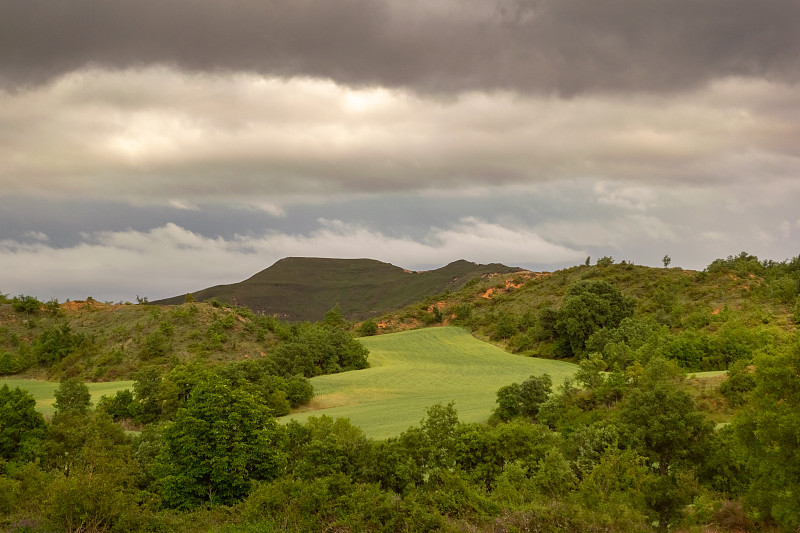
[152,257,525,321]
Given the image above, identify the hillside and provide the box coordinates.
[3,253,800,532]
[0,299,277,380]
[375,255,799,370]
[283,327,577,439]
[152,257,523,321]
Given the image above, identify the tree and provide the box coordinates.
[617,360,713,532]
[132,367,162,423]
[154,375,283,508]
[735,343,800,529]
[554,280,636,358]
[53,378,92,415]
[0,385,46,462]
[41,410,138,532]
[324,304,347,329]
[662,254,672,268]
[492,374,552,422]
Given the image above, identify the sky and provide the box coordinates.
[1,0,799,302]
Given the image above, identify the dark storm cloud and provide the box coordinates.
[2,0,798,94]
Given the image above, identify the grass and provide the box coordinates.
[0,378,134,418]
[281,327,578,439]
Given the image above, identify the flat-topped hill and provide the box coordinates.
[153,257,524,321]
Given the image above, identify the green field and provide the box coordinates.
[0,379,134,418]
[282,327,578,439]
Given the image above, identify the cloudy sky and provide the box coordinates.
[2,0,799,302]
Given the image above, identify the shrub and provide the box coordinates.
[32,324,86,365]
[11,295,42,315]
[358,319,379,337]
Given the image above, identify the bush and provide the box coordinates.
[11,295,42,315]
[140,330,170,360]
[31,324,86,365]
[98,389,135,420]
[358,319,379,337]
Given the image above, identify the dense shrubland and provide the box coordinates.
[383,252,799,374]
[0,297,367,381]
[2,342,799,532]
[1,252,799,532]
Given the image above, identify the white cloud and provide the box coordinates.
[23,231,49,242]
[0,219,583,302]
[168,199,199,211]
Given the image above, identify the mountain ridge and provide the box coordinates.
[152,257,525,321]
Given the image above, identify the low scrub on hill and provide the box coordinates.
[0,297,367,382]
[377,252,799,375]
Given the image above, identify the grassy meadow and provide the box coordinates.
[281,326,578,439]
[0,378,134,418]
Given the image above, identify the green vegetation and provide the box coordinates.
[1,251,799,532]
[283,327,576,439]
[380,252,799,373]
[0,298,368,382]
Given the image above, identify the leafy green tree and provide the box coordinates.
[154,375,283,508]
[132,367,162,423]
[53,378,92,415]
[97,389,135,420]
[0,350,19,375]
[272,324,369,377]
[289,415,373,480]
[718,359,756,406]
[157,363,213,419]
[0,385,46,462]
[397,403,461,477]
[662,255,671,268]
[493,374,552,422]
[41,410,138,532]
[324,304,347,329]
[494,383,523,422]
[736,343,800,529]
[617,359,713,532]
[285,375,314,407]
[555,280,635,358]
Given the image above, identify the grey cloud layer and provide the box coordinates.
[3,71,798,204]
[2,0,799,94]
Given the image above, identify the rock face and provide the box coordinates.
[153,257,523,321]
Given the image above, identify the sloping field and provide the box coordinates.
[0,379,134,418]
[282,327,577,439]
